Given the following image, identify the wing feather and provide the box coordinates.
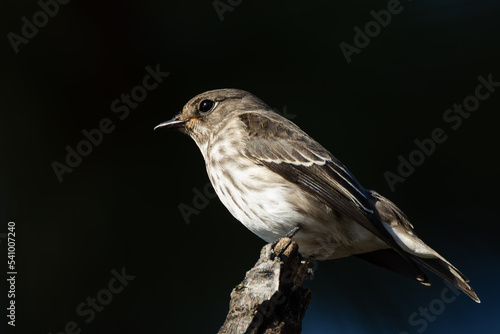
[239,112,427,273]
[239,112,373,215]
[238,111,479,301]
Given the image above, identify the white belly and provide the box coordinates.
[207,157,300,243]
[197,125,387,259]
[205,154,387,259]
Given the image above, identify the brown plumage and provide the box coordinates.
[155,88,480,303]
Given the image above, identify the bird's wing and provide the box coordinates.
[237,112,482,301]
[238,112,480,302]
[238,112,401,248]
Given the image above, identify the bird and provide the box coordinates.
[154,88,480,303]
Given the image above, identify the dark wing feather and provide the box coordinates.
[239,112,417,258]
[355,249,430,284]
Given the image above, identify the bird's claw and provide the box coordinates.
[271,225,302,248]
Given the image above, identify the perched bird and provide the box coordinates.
[155,89,480,302]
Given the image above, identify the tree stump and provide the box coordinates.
[218,238,312,334]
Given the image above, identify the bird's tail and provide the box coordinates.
[369,191,480,303]
[412,254,480,303]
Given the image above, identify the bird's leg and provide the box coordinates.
[271,225,302,248]
[283,225,302,239]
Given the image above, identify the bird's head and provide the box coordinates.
[154,88,270,143]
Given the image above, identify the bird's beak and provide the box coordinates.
[154,114,187,130]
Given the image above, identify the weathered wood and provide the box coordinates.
[218,238,312,334]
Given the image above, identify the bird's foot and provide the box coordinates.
[271,225,302,248]
[284,225,302,239]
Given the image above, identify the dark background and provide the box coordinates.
[1,0,500,333]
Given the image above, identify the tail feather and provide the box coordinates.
[385,222,481,303]
[413,256,480,303]
[369,191,480,303]
[355,249,430,285]
[356,248,480,303]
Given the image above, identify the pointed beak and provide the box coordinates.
[154,114,187,130]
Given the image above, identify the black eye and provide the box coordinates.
[199,99,215,113]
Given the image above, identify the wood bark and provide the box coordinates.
[218,238,312,334]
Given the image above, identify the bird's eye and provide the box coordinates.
[199,99,215,114]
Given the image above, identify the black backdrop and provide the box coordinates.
[1,1,500,333]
